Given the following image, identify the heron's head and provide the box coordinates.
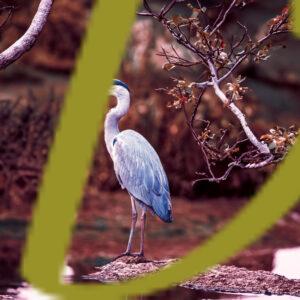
[110,79,130,100]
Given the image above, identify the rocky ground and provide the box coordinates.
[84,256,300,297]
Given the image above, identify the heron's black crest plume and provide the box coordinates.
[113,79,130,92]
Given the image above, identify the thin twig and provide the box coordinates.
[210,0,238,36]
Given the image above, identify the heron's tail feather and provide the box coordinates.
[152,193,173,223]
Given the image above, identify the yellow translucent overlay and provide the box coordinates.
[21,2,300,300]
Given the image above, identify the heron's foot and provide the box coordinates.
[113,251,133,261]
[129,252,149,263]
[113,252,148,263]
[131,251,144,258]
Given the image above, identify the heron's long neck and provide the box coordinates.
[104,93,130,155]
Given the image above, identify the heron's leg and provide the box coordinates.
[124,196,138,254]
[138,207,147,257]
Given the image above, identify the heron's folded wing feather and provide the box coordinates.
[112,130,171,220]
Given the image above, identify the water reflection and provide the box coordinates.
[137,286,300,300]
[2,284,300,300]
[15,285,54,300]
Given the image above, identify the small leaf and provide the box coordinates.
[172,15,184,26]
[162,63,175,71]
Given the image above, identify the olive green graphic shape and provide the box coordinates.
[21,2,300,300]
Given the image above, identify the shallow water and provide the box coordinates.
[2,247,300,300]
[2,285,299,300]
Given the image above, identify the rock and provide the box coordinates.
[83,256,176,282]
[182,265,300,297]
[83,258,300,297]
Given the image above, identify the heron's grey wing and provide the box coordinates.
[112,130,172,223]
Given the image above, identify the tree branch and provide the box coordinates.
[208,60,270,154]
[141,1,293,182]
[210,0,238,36]
[0,0,53,70]
[219,29,289,83]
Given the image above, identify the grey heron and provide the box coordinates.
[104,79,172,257]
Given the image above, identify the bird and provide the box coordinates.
[104,79,172,257]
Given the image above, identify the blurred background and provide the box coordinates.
[0,0,299,298]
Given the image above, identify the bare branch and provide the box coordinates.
[0,5,14,30]
[210,0,238,36]
[191,88,206,127]
[0,0,53,70]
[219,19,289,83]
[183,103,217,180]
[244,155,274,169]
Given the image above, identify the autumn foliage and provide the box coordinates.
[140,0,298,182]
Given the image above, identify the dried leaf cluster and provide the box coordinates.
[261,126,299,155]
